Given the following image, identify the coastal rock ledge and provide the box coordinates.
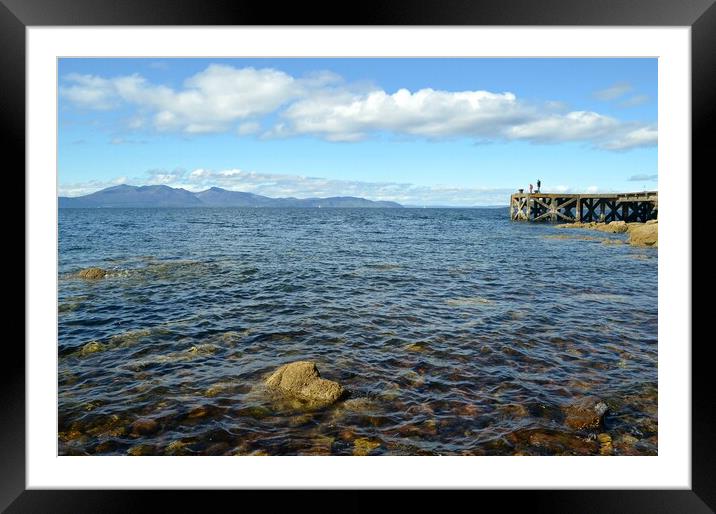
[555,220,658,247]
[628,222,658,247]
[265,361,345,406]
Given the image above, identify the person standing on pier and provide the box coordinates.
[529,184,533,194]
[536,179,541,192]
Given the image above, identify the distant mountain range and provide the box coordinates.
[58,185,403,209]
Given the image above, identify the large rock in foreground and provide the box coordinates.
[265,361,345,406]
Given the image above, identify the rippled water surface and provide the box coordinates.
[58,208,657,456]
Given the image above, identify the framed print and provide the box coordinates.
[9,0,713,511]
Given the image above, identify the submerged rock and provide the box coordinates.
[77,267,107,279]
[187,343,220,356]
[405,341,430,353]
[78,341,104,356]
[204,382,235,398]
[498,403,529,419]
[526,430,598,455]
[342,397,380,413]
[265,361,345,407]
[597,433,613,455]
[563,397,609,430]
[353,437,381,456]
[187,406,211,419]
[130,418,160,436]
[127,444,157,456]
[165,440,191,456]
[206,442,231,455]
[240,405,272,419]
[93,440,118,454]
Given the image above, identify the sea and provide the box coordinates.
[58,207,658,456]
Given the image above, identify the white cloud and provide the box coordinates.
[628,173,658,182]
[60,64,657,151]
[218,168,244,177]
[127,116,145,129]
[62,65,301,133]
[277,88,528,142]
[59,176,128,197]
[275,88,654,150]
[143,169,185,185]
[619,94,650,107]
[594,82,633,101]
[61,73,118,110]
[189,168,210,178]
[109,137,147,145]
[237,121,261,135]
[600,126,657,150]
[507,111,618,143]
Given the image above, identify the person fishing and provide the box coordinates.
[536,179,541,192]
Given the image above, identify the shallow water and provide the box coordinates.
[58,207,657,456]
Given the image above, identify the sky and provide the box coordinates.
[58,58,657,206]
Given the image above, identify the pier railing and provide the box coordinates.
[510,192,658,223]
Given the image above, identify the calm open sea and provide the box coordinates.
[58,207,657,456]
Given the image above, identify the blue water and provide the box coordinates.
[58,208,657,456]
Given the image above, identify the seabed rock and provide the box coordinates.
[342,397,380,413]
[127,444,156,456]
[78,341,104,356]
[563,397,609,430]
[265,361,345,407]
[353,437,381,456]
[165,440,191,456]
[597,433,613,455]
[130,418,160,436]
[77,267,107,279]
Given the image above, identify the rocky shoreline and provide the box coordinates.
[555,220,658,247]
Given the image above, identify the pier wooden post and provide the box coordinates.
[526,195,531,221]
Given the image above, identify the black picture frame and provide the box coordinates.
[8,0,711,511]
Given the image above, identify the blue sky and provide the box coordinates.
[58,58,657,206]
